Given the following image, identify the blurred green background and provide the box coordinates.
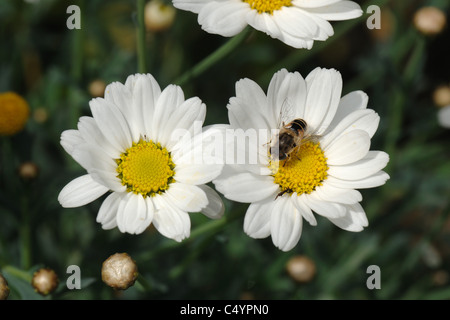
[0,0,449,300]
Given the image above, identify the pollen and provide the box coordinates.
[243,0,292,14]
[0,92,30,136]
[270,141,328,196]
[116,139,175,197]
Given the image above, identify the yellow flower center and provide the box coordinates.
[0,92,30,136]
[270,141,328,196]
[116,139,175,197]
[243,0,292,14]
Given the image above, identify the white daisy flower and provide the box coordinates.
[172,0,363,49]
[213,68,390,251]
[58,74,225,241]
[437,105,450,128]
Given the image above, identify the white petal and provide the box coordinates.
[126,74,161,140]
[175,163,223,186]
[244,197,275,239]
[267,69,307,127]
[90,168,126,193]
[164,182,208,213]
[116,193,152,234]
[60,129,84,156]
[77,116,118,159]
[273,7,319,39]
[325,129,370,165]
[321,109,379,149]
[302,1,363,21]
[104,81,142,142]
[326,171,390,189]
[198,1,248,37]
[228,78,271,131]
[61,131,90,170]
[153,85,185,145]
[58,174,109,208]
[271,197,303,251]
[213,171,278,203]
[246,10,282,39]
[152,195,191,242]
[198,185,225,219]
[293,0,342,8]
[330,90,368,126]
[304,67,342,133]
[172,0,209,14]
[165,97,206,150]
[89,98,132,154]
[96,192,122,230]
[292,194,317,226]
[327,151,389,180]
[303,193,346,218]
[314,183,362,204]
[328,202,368,232]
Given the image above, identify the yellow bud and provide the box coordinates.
[0,92,30,136]
[101,253,138,290]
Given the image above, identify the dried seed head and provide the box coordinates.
[286,255,316,283]
[31,268,59,296]
[0,273,10,300]
[101,253,138,290]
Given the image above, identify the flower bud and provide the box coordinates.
[101,253,138,290]
[433,85,450,108]
[413,7,447,36]
[145,0,176,32]
[286,255,316,283]
[0,92,30,136]
[31,268,59,295]
[88,79,106,98]
[0,273,10,300]
[18,161,40,181]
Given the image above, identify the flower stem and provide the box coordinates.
[136,0,147,73]
[174,27,253,87]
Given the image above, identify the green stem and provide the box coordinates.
[174,27,253,86]
[136,273,152,292]
[137,0,147,73]
[20,190,31,270]
[2,265,32,283]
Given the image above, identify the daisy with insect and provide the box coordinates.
[214,68,390,251]
[58,74,224,241]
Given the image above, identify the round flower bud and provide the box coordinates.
[413,7,447,36]
[286,255,316,283]
[144,0,176,32]
[0,273,10,300]
[433,85,450,108]
[101,253,138,290]
[0,92,30,136]
[31,268,59,295]
[18,161,40,181]
[33,107,48,124]
[88,79,106,98]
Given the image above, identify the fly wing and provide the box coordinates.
[277,98,295,129]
